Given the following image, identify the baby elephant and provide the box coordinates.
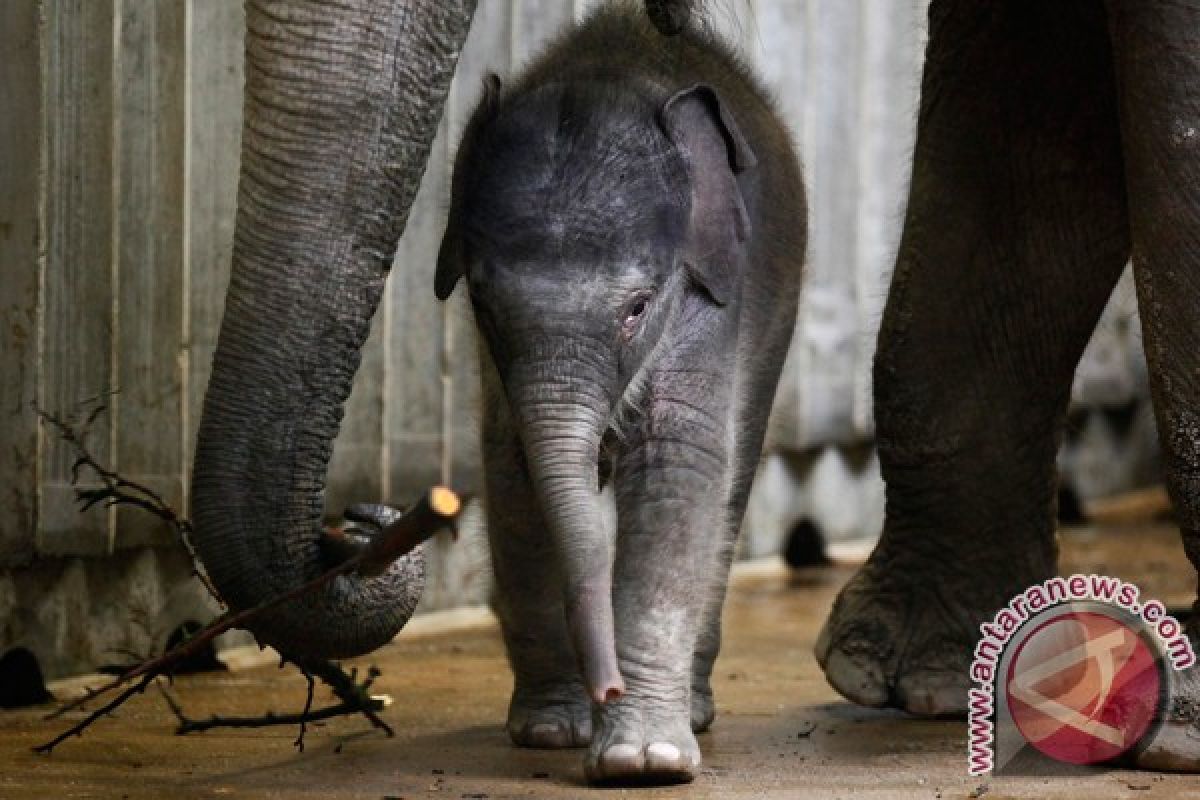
[436,2,804,784]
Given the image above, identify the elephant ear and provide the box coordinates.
[657,84,756,306]
[435,73,504,301]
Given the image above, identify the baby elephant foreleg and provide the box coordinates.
[587,379,732,784]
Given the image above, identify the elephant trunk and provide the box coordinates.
[513,369,624,704]
[189,0,475,659]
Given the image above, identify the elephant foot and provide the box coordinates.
[815,549,1051,716]
[690,680,715,733]
[585,697,700,784]
[1132,656,1200,771]
[506,683,592,748]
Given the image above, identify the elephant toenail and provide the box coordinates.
[530,722,561,737]
[645,742,681,763]
[603,743,642,768]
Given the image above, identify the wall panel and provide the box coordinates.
[39,0,118,556]
[113,0,188,549]
[0,1,43,568]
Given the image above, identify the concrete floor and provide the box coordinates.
[2,521,1199,799]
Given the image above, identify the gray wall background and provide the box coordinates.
[0,0,1156,679]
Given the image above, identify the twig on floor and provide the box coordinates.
[297,661,394,738]
[34,674,157,755]
[156,666,392,745]
[296,671,315,751]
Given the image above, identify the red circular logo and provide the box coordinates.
[1005,611,1161,765]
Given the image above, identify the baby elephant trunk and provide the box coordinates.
[515,379,624,705]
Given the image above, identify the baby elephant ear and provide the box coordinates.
[435,74,503,301]
[658,84,756,306]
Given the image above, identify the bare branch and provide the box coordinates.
[34,674,157,755]
[36,403,222,601]
[32,400,457,753]
[295,671,315,751]
[157,661,393,740]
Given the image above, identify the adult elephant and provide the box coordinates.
[189,0,476,660]
[811,0,1200,771]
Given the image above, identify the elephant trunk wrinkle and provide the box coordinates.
[517,381,623,705]
[188,0,477,660]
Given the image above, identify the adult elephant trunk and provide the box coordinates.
[190,0,476,659]
[509,362,624,705]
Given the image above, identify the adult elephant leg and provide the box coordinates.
[190,1,476,659]
[816,0,1130,715]
[1109,0,1200,772]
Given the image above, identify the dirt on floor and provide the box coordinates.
[1,521,1198,800]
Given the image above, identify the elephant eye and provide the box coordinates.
[621,291,655,337]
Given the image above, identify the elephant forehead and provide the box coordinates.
[478,256,657,305]
[461,82,690,258]
[469,200,683,266]
[464,153,687,259]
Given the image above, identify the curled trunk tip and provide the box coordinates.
[568,583,625,705]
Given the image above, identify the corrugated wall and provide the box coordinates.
[0,0,1157,678]
[1,0,242,678]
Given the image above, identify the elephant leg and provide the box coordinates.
[687,443,755,736]
[816,0,1130,716]
[690,325,798,734]
[688,522,735,735]
[481,365,591,749]
[1108,0,1200,772]
[585,368,733,783]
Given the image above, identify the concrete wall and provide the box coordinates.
[0,0,1159,680]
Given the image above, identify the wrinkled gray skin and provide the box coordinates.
[435,6,804,784]
[190,0,476,659]
[810,0,1200,772]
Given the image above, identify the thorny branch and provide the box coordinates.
[32,399,459,753]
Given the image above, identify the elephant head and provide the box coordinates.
[434,78,756,702]
[188,0,476,659]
